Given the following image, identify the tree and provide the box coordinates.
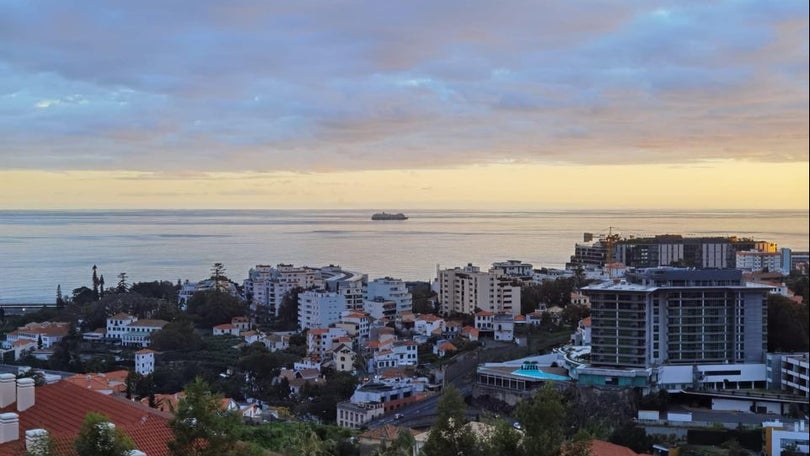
[116,272,129,294]
[168,377,242,456]
[421,385,481,456]
[56,285,65,310]
[768,294,809,352]
[516,383,566,456]
[186,290,247,329]
[151,318,203,351]
[74,412,135,456]
[72,286,96,306]
[277,287,303,329]
[484,420,523,456]
[375,429,415,456]
[211,262,227,283]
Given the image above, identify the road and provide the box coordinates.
[366,347,484,429]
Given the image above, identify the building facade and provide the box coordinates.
[583,268,769,369]
[437,264,520,316]
[297,290,346,331]
[366,277,412,314]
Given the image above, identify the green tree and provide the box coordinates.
[74,412,135,456]
[282,425,334,456]
[277,287,303,330]
[421,385,481,456]
[516,383,566,456]
[24,430,55,456]
[375,429,415,456]
[768,294,809,352]
[168,377,242,456]
[484,420,523,456]
[186,290,247,329]
[151,318,204,351]
[116,272,129,294]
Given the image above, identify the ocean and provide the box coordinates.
[0,209,807,304]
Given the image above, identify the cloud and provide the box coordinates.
[0,0,807,173]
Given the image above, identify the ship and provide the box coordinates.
[371,212,408,221]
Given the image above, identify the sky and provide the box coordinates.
[0,1,808,210]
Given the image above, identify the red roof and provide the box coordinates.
[589,439,640,456]
[475,310,494,317]
[0,381,173,456]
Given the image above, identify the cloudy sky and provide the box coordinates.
[1,0,807,209]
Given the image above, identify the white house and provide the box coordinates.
[306,327,349,358]
[213,324,240,337]
[106,313,138,341]
[334,343,356,373]
[414,314,444,337]
[363,298,397,320]
[493,313,514,341]
[5,321,70,349]
[120,320,168,347]
[474,311,494,332]
[135,349,155,376]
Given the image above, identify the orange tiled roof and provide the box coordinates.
[0,381,173,456]
[439,342,457,351]
[309,328,328,335]
[475,310,494,317]
[416,314,441,322]
[213,323,236,330]
[514,315,526,321]
[13,340,35,348]
[64,370,129,394]
[589,439,639,456]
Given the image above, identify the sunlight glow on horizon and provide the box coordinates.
[2,160,807,211]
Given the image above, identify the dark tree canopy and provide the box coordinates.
[186,290,248,329]
[768,294,810,352]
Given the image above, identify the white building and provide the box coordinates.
[334,343,356,373]
[4,322,70,349]
[306,327,350,358]
[297,290,346,331]
[737,250,784,273]
[492,260,533,277]
[363,298,397,321]
[414,314,444,337]
[135,349,155,376]
[120,320,168,348]
[337,401,384,429]
[337,311,371,341]
[493,313,514,341]
[436,263,521,316]
[106,313,138,341]
[366,277,413,314]
[317,266,367,311]
[767,353,810,398]
[212,324,240,337]
[474,311,494,332]
[244,264,317,317]
[763,420,809,456]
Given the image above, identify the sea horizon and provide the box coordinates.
[2,208,808,304]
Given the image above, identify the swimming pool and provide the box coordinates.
[511,369,570,381]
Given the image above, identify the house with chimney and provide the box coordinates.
[0,373,173,455]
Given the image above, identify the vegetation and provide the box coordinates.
[186,290,248,329]
[168,377,243,456]
[767,294,809,352]
[421,385,479,456]
[74,412,135,456]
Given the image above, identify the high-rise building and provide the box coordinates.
[583,268,769,369]
[437,264,521,316]
[297,290,346,331]
[366,277,412,314]
[244,264,317,317]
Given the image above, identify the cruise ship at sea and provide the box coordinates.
[371,212,408,221]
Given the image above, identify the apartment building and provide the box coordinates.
[736,250,784,273]
[491,260,534,278]
[243,264,317,317]
[316,266,367,311]
[767,353,810,398]
[437,263,521,316]
[366,277,412,314]
[297,290,346,331]
[583,268,770,370]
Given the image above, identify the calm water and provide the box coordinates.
[0,209,807,304]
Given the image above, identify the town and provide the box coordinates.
[0,233,808,456]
